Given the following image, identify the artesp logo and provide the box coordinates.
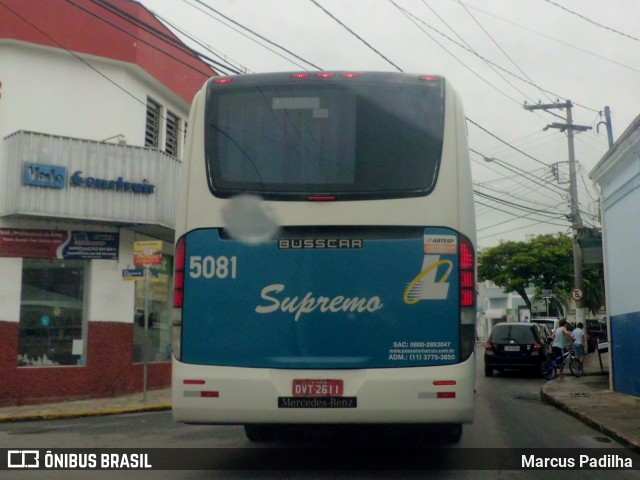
[8,450,39,468]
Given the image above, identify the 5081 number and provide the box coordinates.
[189,256,237,279]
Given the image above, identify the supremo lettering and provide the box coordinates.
[256,284,383,321]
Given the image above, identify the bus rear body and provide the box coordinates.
[172,72,477,435]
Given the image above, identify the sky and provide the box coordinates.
[138,0,640,249]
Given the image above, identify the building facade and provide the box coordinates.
[0,0,214,405]
[590,114,640,398]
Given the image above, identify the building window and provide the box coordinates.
[145,97,161,148]
[165,111,180,157]
[18,259,88,367]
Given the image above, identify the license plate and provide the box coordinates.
[504,346,520,352]
[292,379,344,397]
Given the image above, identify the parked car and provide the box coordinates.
[484,322,552,377]
[586,319,608,353]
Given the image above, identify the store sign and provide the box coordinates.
[23,163,67,189]
[134,240,163,266]
[0,229,119,259]
[70,171,156,194]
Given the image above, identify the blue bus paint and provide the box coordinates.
[182,227,461,369]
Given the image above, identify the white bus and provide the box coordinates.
[172,71,477,443]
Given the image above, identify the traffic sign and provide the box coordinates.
[122,268,158,281]
[572,288,583,301]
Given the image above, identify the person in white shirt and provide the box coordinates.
[571,322,586,362]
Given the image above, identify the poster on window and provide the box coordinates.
[0,229,119,259]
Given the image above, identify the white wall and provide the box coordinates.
[0,40,189,147]
[602,187,640,316]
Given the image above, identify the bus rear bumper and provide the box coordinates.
[172,355,475,425]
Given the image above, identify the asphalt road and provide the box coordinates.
[1,353,638,478]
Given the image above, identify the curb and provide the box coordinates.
[0,403,172,424]
[540,389,640,452]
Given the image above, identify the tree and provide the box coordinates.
[478,233,576,316]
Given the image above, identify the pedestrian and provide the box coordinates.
[551,318,571,378]
[571,322,586,362]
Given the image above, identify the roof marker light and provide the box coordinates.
[214,77,234,84]
[307,196,336,201]
[341,72,361,78]
[291,73,311,79]
[418,75,440,81]
[315,72,334,78]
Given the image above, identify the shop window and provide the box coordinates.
[18,259,87,367]
[133,255,173,363]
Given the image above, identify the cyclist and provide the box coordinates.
[551,319,572,378]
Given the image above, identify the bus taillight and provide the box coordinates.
[459,236,475,307]
[174,236,185,308]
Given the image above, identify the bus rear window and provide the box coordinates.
[205,80,445,200]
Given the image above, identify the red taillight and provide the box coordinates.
[174,236,185,308]
[533,343,542,352]
[433,380,456,386]
[485,342,493,352]
[459,236,475,307]
[214,77,233,84]
[183,379,205,385]
[418,75,440,82]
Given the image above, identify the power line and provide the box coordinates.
[461,2,640,83]
[147,8,250,74]
[391,0,599,113]
[309,0,403,72]
[454,0,554,104]
[63,0,217,77]
[189,0,321,70]
[467,118,553,169]
[544,0,640,43]
[89,0,240,74]
[389,0,523,106]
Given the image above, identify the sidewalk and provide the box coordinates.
[0,350,638,451]
[541,349,640,450]
[0,388,171,423]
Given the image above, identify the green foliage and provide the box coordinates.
[478,233,603,315]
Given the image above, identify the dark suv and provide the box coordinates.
[484,322,552,377]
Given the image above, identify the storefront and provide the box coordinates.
[0,131,180,406]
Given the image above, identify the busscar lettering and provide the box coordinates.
[278,239,363,249]
[256,284,383,321]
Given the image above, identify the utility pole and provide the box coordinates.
[524,101,592,324]
[597,106,614,149]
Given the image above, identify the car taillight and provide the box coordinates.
[485,342,493,352]
[533,343,542,352]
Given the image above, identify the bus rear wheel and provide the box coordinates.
[244,424,279,442]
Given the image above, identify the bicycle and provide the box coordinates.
[541,348,584,380]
